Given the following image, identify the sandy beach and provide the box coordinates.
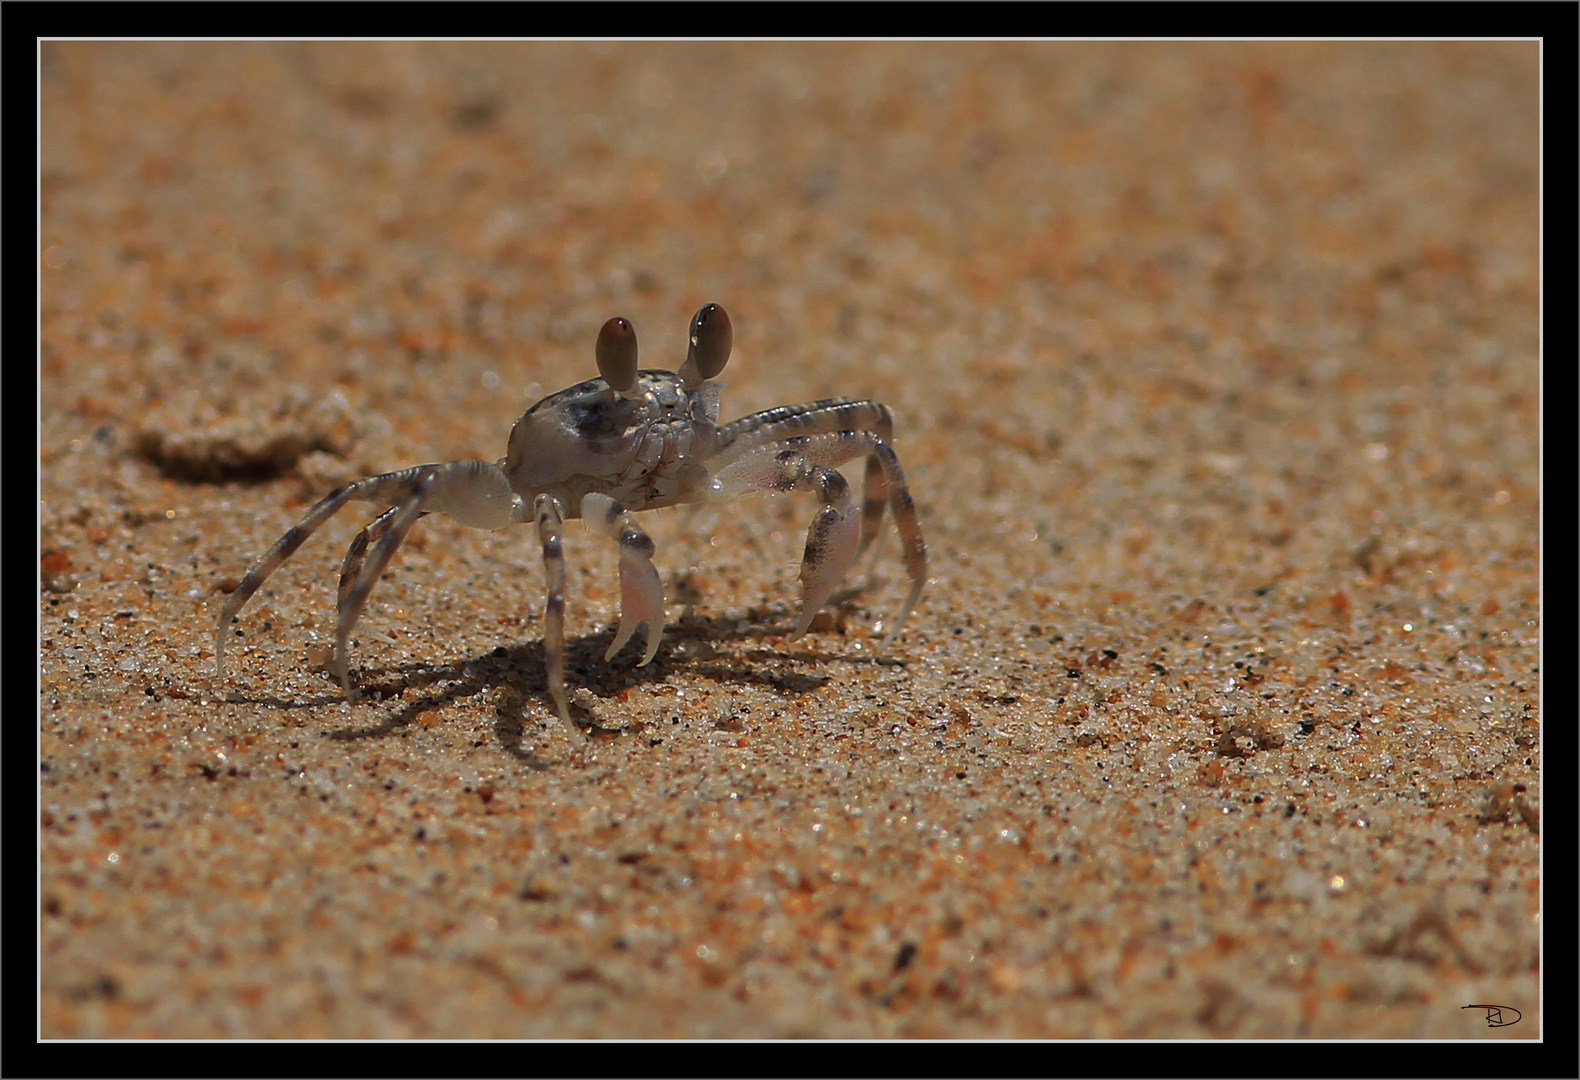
[40,42,1539,1038]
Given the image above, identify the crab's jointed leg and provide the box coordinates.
[711,424,927,641]
[857,451,889,563]
[791,459,862,638]
[715,398,899,563]
[337,505,404,617]
[329,470,440,695]
[713,440,860,638]
[581,492,665,666]
[534,493,579,738]
[216,459,522,696]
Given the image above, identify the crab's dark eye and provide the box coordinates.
[689,304,732,380]
[680,303,732,386]
[596,317,638,392]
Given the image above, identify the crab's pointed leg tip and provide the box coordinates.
[791,603,822,640]
[638,627,662,668]
[605,620,638,663]
[549,686,581,741]
[563,714,585,743]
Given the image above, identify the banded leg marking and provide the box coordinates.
[857,451,889,562]
[713,399,898,571]
[332,470,439,696]
[337,506,405,620]
[869,438,927,641]
[712,428,927,641]
[713,398,892,463]
[215,465,446,685]
[792,460,862,639]
[534,493,579,738]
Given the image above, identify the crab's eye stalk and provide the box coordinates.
[679,303,732,387]
[596,317,638,393]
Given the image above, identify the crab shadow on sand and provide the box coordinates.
[218,596,908,765]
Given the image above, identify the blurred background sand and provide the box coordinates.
[40,42,1538,1038]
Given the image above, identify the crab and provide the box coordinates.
[215,303,928,738]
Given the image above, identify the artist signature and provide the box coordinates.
[1462,1004,1522,1028]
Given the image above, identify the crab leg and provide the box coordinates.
[534,493,579,738]
[711,428,927,640]
[793,463,862,638]
[716,444,860,638]
[857,452,889,562]
[858,437,927,638]
[216,465,441,685]
[713,397,893,457]
[328,471,443,694]
[216,459,522,694]
[337,459,531,696]
[715,398,896,558]
[337,505,405,617]
[581,492,666,665]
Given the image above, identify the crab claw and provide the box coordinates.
[607,547,665,665]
